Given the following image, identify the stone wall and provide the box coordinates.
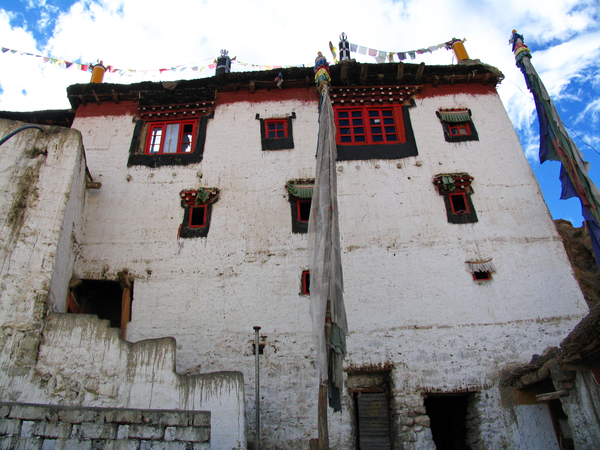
[0,402,210,449]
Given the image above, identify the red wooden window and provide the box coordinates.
[449,193,469,215]
[265,119,287,139]
[335,106,405,145]
[297,199,311,222]
[189,205,207,228]
[448,122,471,137]
[302,270,310,295]
[145,120,196,155]
[473,271,491,281]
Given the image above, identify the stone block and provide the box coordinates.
[124,425,163,440]
[104,410,143,425]
[191,414,210,428]
[192,444,209,450]
[402,430,417,442]
[140,441,187,450]
[0,436,17,450]
[0,406,11,419]
[164,427,176,442]
[414,416,431,427]
[0,418,21,436]
[155,413,189,427]
[15,436,43,450]
[58,409,101,424]
[103,440,140,450]
[116,425,129,440]
[11,406,53,421]
[21,421,35,438]
[51,439,92,450]
[412,406,426,415]
[41,440,56,450]
[400,417,414,427]
[33,422,72,439]
[71,423,117,440]
[172,427,209,443]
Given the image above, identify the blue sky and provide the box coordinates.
[1,0,599,227]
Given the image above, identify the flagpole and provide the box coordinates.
[309,51,349,449]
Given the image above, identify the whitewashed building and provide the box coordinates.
[0,58,594,449]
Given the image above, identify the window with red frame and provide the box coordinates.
[145,120,196,155]
[297,199,311,223]
[189,205,207,228]
[302,270,310,295]
[448,122,471,137]
[335,107,404,145]
[265,119,288,139]
[473,271,491,281]
[449,193,469,215]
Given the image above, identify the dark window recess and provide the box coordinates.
[189,205,207,227]
[67,279,132,329]
[256,113,295,150]
[548,399,575,450]
[286,181,313,234]
[128,111,214,168]
[335,102,418,161]
[473,271,491,281]
[179,189,219,239]
[297,200,311,222]
[433,174,478,224]
[425,393,476,450]
[437,108,479,143]
[301,270,310,295]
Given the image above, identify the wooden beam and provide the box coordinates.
[91,89,101,105]
[121,287,131,340]
[536,390,569,402]
[416,62,425,82]
[111,89,119,104]
[78,95,87,106]
[397,62,404,82]
[318,381,329,450]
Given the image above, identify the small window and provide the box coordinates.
[437,109,479,143]
[433,174,478,224]
[297,200,311,223]
[257,113,295,150]
[189,205,207,228]
[473,271,491,281]
[179,189,219,239]
[265,119,288,139]
[301,270,310,295]
[287,181,313,234]
[145,120,197,155]
[449,193,469,215]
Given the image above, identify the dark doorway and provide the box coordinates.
[425,393,473,450]
[68,279,130,329]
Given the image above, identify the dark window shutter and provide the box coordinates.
[356,392,391,449]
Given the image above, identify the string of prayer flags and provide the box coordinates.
[348,39,455,63]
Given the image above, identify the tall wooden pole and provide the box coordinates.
[318,381,329,449]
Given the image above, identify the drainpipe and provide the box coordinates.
[0,125,43,147]
[254,326,261,450]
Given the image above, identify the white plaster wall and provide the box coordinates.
[72,89,588,449]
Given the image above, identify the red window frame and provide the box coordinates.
[335,106,405,145]
[473,271,491,281]
[189,205,207,228]
[449,193,469,215]
[302,270,310,295]
[448,122,471,137]
[297,199,311,223]
[265,119,288,139]
[145,120,197,155]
